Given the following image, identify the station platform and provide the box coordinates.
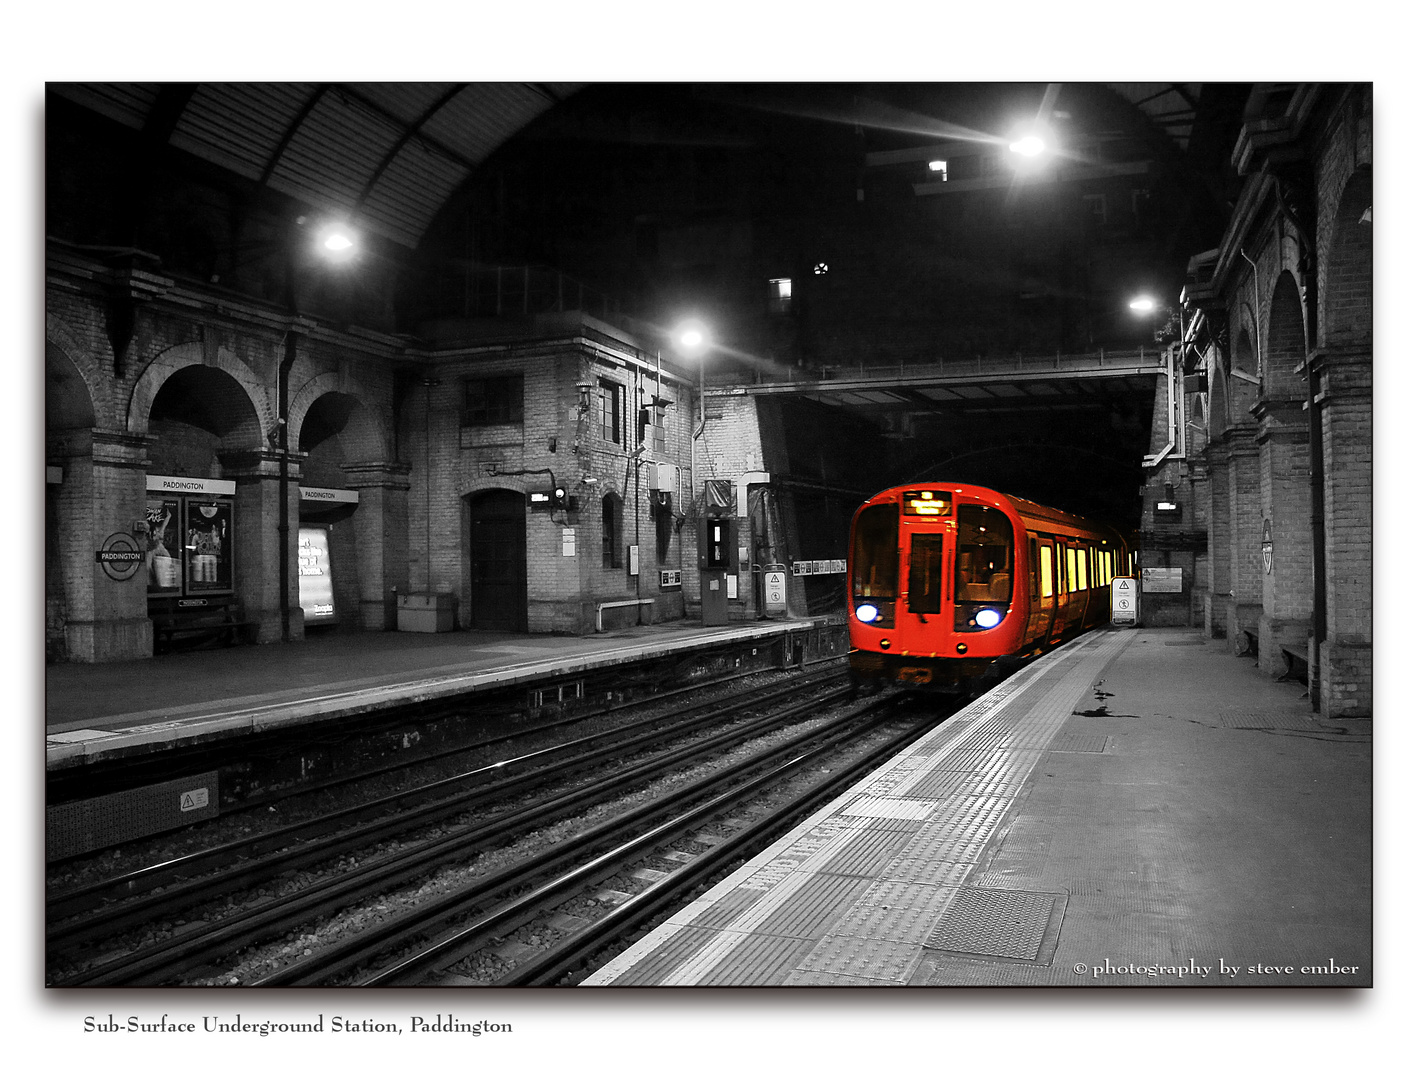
[583,626,1372,988]
[45,617,831,772]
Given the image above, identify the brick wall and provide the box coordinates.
[1204,85,1371,714]
[406,330,697,635]
[47,255,407,659]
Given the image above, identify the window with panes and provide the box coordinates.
[462,375,523,427]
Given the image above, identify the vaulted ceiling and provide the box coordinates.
[49,82,585,251]
[49,82,1208,256]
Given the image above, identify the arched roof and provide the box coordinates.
[1106,83,1204,152]
[50,82,1217,259]
[50,82,584,250]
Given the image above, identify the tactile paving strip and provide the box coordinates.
[828,880,958,943]
[816,827,916,878]
[925,887,1059,961]
[581,630,1134,985]
[794,934,924,983]
[696,933,822,986]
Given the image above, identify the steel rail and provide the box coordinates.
[506,710,941,986]
[51,681,852,986]
[48,668,840,936]
[255,695,907,986]
[368,700,935,986]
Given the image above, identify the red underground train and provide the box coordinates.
[847,482,1133,688]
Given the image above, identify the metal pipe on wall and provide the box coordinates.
[278,329,298,641]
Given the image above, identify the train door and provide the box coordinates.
[1062,542,1085,632]
[1086,545,1105,626]
[904,528,947,635]
[1038,537,1060,643]
[468,489,527,633]
[1026,534,1049,645]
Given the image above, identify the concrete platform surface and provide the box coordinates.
[584,627,1371,987]
[46,618,823,769]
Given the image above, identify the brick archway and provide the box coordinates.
[1255,274,1312,675]
[1314,166,1373,716]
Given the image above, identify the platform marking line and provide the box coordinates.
[784,632,1133,985]
[585,630,1134,985]
[45,728,122,743]
[587,818,877,985]
[840,796,936,820]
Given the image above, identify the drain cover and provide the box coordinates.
[925,888,1064,963]
[1050,733,1108,753]
[1218,711,1322,731]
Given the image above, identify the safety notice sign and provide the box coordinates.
[1111,576,1138,625]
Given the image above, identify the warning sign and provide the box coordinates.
[179,787,210,813]
[1111,577,1138,625]
[764,569,787,615]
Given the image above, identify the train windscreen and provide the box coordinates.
[852,504,898,599]
[955,504,1014,603]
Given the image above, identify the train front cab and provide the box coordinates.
[848,485,1127,690]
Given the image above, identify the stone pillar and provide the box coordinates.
[1205,444,1234,637]
[220,448,304,644]
[1186,462,1211,627]
[1226,429,1264,654]
[1254,400,1313,677]
[48,428,153,662]
[342,461,412,630]
[1315,345,1372,717]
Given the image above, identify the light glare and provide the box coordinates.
[316,223,357,262]
[675,320,709,355]
[1129,295,1158,314]
[1009,135,1046,157]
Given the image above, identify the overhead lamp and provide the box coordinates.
[1129,295,1159,315]
[315,222,358,263]
[674,320,709,356]
[1008,133,1047,158]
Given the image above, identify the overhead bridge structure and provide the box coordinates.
[715,348,1166,415]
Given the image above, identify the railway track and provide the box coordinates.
[46,666,864,986]
[346,697,941,987]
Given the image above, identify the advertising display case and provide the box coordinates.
[144,476,236,600]
[297,486,359,628]
[183,498,233,593]
[298,525,337,625]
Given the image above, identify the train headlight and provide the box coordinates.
[975,608,1002,629]
[855,602,880,623]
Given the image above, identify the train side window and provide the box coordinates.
[1028,537,1040,600]
[1039,544,1054,598]
[1066,547,1078,593]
